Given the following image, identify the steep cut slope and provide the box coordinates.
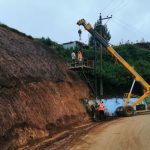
[0,26,91,149]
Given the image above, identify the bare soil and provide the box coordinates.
[17,117,116,150]
[0,26,91,149]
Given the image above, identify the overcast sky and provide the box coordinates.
[0,0,150,45]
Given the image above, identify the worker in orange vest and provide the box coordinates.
[97,101,105,120]
[78,51,83,63]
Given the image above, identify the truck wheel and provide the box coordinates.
[116,106,125,117]
[124,105,134,117]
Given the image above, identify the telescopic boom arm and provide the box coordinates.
[77,19,150,107]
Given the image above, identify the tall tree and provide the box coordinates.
[89,19,111,47]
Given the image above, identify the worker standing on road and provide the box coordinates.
[71,51,76,63]
[97,101,105,120]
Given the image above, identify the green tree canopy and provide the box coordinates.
[89,19,111,47]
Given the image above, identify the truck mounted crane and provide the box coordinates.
[77,19,150,116]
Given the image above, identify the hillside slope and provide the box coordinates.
[0,26,91,149]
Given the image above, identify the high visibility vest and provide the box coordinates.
[78,52,83,60]
[98,103,105,111]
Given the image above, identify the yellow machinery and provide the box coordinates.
[77,19,150,116]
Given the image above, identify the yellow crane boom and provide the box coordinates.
[77,19,150,116]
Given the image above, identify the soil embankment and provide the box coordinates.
[0,26,91,149]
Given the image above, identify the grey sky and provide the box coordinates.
[0,0,150,45]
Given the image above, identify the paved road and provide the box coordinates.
[69,115,150,150]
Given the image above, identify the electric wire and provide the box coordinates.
[101,0,115,14]
[113,16,149,40]
[99,1,149,44]
[102,0,127,26]
[115,16,148,38]
[112,18,138,39]
[110,18,133,43]
[107,0,126,15]
[103,0,124,15]
[104,18,111,26]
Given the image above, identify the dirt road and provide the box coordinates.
[69,114,150,150]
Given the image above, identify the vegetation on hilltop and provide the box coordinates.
[0,23,33,39]
[58,44,150,97]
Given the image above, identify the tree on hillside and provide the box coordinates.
[89,19,111,47]
[39,37,54,46]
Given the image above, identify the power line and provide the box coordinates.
[113,16,149,40]
[111,18,148,44]
[103,0,124,15]
[111,18,133,42]
[115,16,147,37]
[108,0,127,16]
[104,18,111,26]
[101,0,115,13]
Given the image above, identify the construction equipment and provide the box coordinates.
[77,19,150,116]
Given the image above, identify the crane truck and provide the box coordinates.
[77,19,150,117]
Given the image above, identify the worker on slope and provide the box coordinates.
[97,101,105,121]
[71,51,76,64]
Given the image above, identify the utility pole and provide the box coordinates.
[98,13,112,97]
[94,37,97,99]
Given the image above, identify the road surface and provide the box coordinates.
[69,114,150,150]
